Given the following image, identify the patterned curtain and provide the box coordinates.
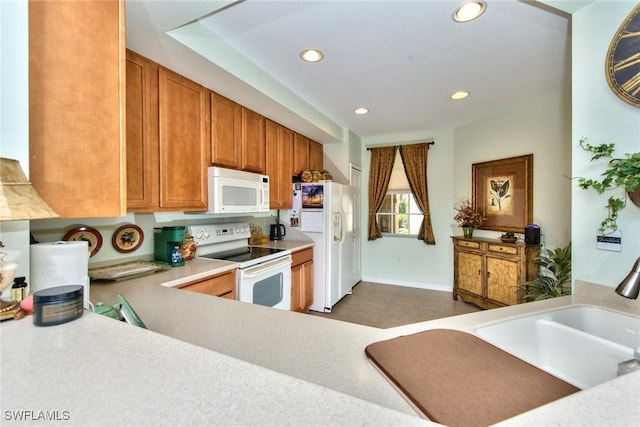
[367,146,397,240]
[399,143,435,244]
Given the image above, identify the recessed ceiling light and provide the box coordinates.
[453,1,486,23]
[450,91,469,100]
[354,107,369,115]
[300,49,324,62]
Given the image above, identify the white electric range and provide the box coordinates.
[187,223,292,310]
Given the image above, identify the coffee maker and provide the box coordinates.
[154,226,185,267]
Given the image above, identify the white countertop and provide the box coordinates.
[2,240,639,426]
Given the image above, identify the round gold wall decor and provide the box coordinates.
[605,4,640,108]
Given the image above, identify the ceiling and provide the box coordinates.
[125,1,574,144]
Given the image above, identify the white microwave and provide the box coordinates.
[207,166,270,214]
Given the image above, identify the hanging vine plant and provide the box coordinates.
[576,137,640,232]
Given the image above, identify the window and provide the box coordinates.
[376,155,423,236]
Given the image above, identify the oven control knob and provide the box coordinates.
[204,230,210,238]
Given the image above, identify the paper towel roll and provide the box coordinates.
[30,241,90,308]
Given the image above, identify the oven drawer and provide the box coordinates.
[180,270,236,299]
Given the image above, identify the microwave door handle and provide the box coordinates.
[242,256,292,278]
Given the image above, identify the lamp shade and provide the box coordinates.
[0,157,59,221]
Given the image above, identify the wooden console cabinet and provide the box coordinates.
[179,270,236,299]
[452,236,539,309]
[291,247,314,313]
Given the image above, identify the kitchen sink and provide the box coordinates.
[475,305,640,389]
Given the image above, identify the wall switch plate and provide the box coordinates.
[596,229,622,252]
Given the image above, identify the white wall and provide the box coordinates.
[571,1,640,287]
[360,89,570,290]
[454,90,572,249]
[361,128,455,290]
[0,0,31,294]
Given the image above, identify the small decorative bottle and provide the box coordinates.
[171,246,182,265]
[11,277,28,302]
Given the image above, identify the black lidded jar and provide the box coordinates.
[33,285,84,327]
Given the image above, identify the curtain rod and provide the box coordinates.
[366,141,435,151]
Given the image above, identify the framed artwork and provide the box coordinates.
[472,154,533,233]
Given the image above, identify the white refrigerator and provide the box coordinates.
[291,181,360,312]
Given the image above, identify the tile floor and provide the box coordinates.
[307,281,482,328]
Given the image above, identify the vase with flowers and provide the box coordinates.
[454,199,485,239]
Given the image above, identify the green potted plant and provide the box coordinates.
[518,242,572,301]
[576,138,640,232]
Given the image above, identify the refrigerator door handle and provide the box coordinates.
[332,212,343,243]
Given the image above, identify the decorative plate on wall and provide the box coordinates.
[62,226,103,257]
[112,224,144,253]
[605,4,640,108]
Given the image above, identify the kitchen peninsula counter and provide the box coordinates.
[2,243,639,425]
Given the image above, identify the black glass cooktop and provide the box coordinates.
[199,246,286,263]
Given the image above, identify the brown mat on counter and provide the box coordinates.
[365,329,579,427]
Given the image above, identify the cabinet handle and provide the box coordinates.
[487,271,491,278]
[478,269,482,275]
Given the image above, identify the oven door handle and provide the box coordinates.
[241,255,292,278]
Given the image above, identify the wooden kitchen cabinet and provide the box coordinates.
[211,92,242,169]
[292,134,323,176]
[126,51,210,212]
[452,237,539,309]
[240,108,266,174]
[179,270,236,299]
[126,49,159,211]
[309,140,324,171]
[158,67,210,210]
[266,120,293,209]
[292,133,309,175]
[29,0,126,218]
[211,96,266,174]
[291,247,314,312]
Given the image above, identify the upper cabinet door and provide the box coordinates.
[292,133,309,175]
[241,108,266,174]
[158,68,210,210]
[309,140,324,171]
[126,49,159,211]
[211,93,242,169]
[266,120,293,209]
[29,0,126,218]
